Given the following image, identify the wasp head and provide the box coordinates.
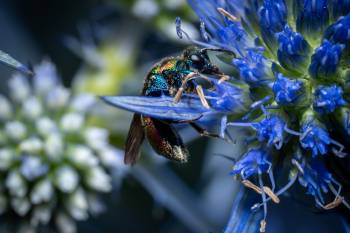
[183,47,221,74]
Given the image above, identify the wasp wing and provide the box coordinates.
[143,116,189,163]
[101,95,212,121]
[124,113,145,165]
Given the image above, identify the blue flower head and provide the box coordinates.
[259,0,287,49]
[313,85,345,114]
[233,50,273,86]
[206,77,251,114]
[215,21,253,55]
[337,107,350,136]
[259,0,286,33]
[252,115,285,149]
[296,0,330,42]
[179,1,350,230]
[187,0,255,55]
[332,0,350,20]
[104,1,350,231]
[309,40,345,79]
[300,121,331,157]
[298,159,334,204]
[273,73,304,105]
[231,149,271,179]
[324,12,350,44]
[276,26,311,71]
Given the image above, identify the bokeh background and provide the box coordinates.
[0,1,347,233]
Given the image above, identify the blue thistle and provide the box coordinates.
[272,73,304,105]
[259,0,287,49]
[293,157,348,209]
[230,148,271,179]
[313,85,346,114]
[185,0,350,231]
[332,0,350,20]
[309,40,345,79]
[233,50,274,86]
[296,0,330,42]
[102,0,350,232]
[299,121,331,157]
[251,115,285,149]
[276,26,311,72]
[324,13,350,44]
[298,159,333,203]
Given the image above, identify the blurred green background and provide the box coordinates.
[0,1,237,232]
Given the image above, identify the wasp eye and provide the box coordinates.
[190,54,201,62]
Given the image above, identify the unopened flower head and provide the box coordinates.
[0,61,123,233]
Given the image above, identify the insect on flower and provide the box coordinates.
[102,46,240,165]
[184,0,350,231]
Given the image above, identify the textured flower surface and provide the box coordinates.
[183,0,350,231]
[0,61,123,233]
[230,149,271,179]
[100,0,350,232]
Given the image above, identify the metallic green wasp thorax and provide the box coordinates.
[143,58,192,97]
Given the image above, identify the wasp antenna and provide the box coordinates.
[200,47,236,56]
[175,17,220,49]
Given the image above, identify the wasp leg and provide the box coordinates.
[173,72,213,104]
[195,85,210,109]
[173,115,203,124]
[173,87,184,103]
[190,120,235,143]
[218,74,230,84]
[190,122,224,139]
[173,72,197,103]
[190,122,221,138]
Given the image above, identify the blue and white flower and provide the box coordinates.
[101,0,350,232]
[183,0,350,231]
[0,61,124,233]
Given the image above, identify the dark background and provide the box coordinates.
[0,1,205,232]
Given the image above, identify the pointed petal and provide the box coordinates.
[0,50,32,75]
[101,95,212,121]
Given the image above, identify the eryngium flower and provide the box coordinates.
[180,0,350,231]
[0,61,122,233]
